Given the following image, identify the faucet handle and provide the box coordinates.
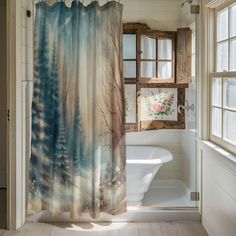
[177,105,185,114]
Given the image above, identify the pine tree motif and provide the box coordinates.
[30,16,50,197]
[71,96,84,176]
[54,124,72,185]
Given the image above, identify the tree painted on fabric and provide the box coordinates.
[54,125,72,185]
[71,96,85,177]
[30,16,51,199]
[97,7,126,213]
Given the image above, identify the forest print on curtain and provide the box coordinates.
[28,1,126,219]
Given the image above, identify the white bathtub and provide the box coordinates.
[126,145,173,206]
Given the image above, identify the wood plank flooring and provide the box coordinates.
[0,222,208,236]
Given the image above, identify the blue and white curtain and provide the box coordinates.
[28,0,126,219]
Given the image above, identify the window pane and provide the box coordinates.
[124,61,136,78]
[158,62,172,79]
[230,39,236,71]
[123,34,136,59]
[217,41,228,72]
[230,4,236,37]
[224,110,236,144]
[125,84,136,123]
[158,39,172,60]
[217,8,228,42]
[212,107,222,137]
[141,35,156,60]
[212,78,222,106]
[223,78,236,109]
[141,61,156,78]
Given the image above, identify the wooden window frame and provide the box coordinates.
[139,31,176,84]
[123,23,187,132]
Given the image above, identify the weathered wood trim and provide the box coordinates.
[141,30,176,39]
[138,82,188,88]
[140,120,185,130]
[123,23,176,37]
[123,22,150,32]
[139,78,176,84]
[126,88,185,132]
[176,27,192,84]
[124,23,187,132]
[125,124,138,132]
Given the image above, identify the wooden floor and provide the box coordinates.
[0,222,208,236]
[0,188,208,235]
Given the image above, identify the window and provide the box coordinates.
[123,34,137,79]
[140,35,174,82]
[210,2,236,153]
[123,23,191,131]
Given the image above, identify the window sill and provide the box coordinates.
[201,140,236,165]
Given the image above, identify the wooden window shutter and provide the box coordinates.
[176,28,192,84]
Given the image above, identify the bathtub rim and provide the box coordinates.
[126,145,173,164]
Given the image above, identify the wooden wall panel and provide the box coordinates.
[176,28,192,84]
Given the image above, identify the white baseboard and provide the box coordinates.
[27,208,200,223]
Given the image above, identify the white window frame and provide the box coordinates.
[210,0,236,155]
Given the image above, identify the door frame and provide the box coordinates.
[7,0,26,230]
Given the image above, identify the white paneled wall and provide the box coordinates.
[201,142,236,236]
[21,0,34,187]
[21,0,33,73]
[181,130,196,192]
[0,0,7,188]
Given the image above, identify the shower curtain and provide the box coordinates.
[28,0,126,219]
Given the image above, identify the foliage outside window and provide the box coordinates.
[210,2,236,154]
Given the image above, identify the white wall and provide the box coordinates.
[122,0,182,31]
[181,130,196,192]
[201,142,236,236]
[0,0,7,188]
[180,0,198,27]
[199,1,236,235]
[59,0,182,31]
[21,0,34,186]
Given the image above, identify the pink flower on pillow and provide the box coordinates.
[151,103,166,112]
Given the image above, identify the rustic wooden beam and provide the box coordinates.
[176,27,192,84]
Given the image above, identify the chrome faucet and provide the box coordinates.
[178,100,194,114]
